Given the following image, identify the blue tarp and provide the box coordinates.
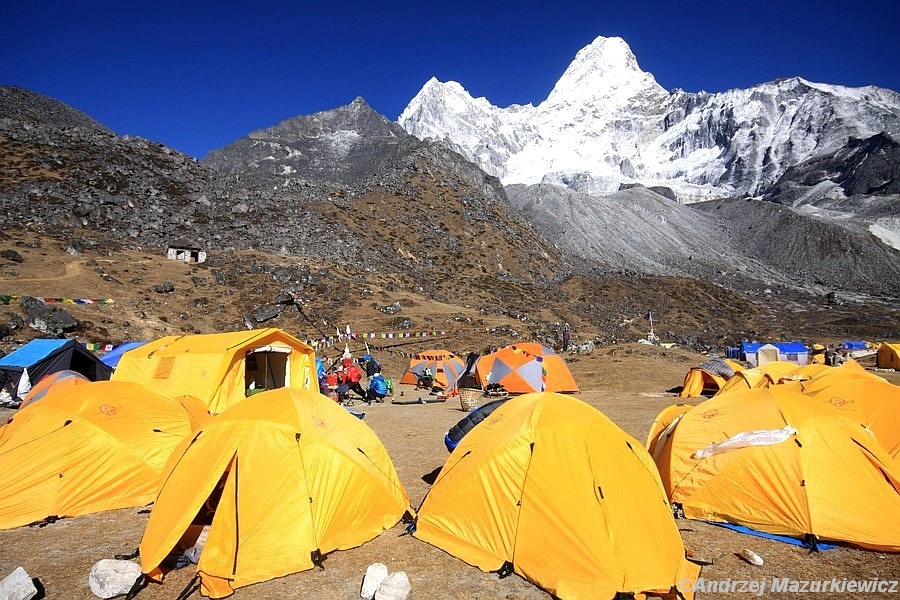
[0,339,70,367]
[841,340,867,350]
[100,341,148,368]
[705,521,837,550]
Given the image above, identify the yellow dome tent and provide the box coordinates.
[19,368,89,409]
[877,342,900,370]
[798,365,900,459]
[112,328,316,414]
[651,387,900,551]
[679,358,743,398]
[714,360,800,396]
[413,392,698,599]
[138,388,412,598]
[0,380,209,529]
[646,402,693,463]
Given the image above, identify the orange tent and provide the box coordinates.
[651,387,900,551]
[398,350,465,389]
[414,392,698,599]
[0,381,209,529]
[474,343,578,394]
[646,402,693,462]
[19,369,90,409]
[680,358,743,398]
[139,388,412,598]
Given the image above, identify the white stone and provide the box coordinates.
[360,562,389,599]
[374,571,411,600]
[739,548,764,566]
[88,559,142,599]
[0,567,38,600]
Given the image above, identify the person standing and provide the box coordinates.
[562,323,571,352]
[343,358,367,402]
[363,354,382,378]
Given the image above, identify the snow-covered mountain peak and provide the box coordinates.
[399,36,900,201]
[544,36,666,108]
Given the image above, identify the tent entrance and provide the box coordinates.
[757,344,779,366]
[245,346,290,393]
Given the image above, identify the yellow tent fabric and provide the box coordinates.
[651,387,900,551]
[679,359,743,398]
[646,403,693,463]
[0,380,209,529]
[715,360,799,396]
[19,369,89,409]
[139,388,412,598]
[414,392,699,599]
[779,362,830,382]
[877,343,900,370]
[797,365,900,458]
[112,328,315,414]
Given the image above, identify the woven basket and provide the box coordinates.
[458,388,483,412]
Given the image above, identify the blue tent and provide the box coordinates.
[0,338,112,401]
[841,340,867,351]
[100,341,148,369]
[731,342,809,366]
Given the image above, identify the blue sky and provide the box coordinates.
[3,0,898,159]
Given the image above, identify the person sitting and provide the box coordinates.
[326,369,339,402]
[417,367,434,390]
[833,349,848,366]
[809,344,826,365]
[365,372,388,404]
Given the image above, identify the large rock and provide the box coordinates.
[360,562,388,600]
[0,567,37,600]
[374,571,410,600]
[251,304,283,323]
[20,295,78,335]
[87,559,141,599]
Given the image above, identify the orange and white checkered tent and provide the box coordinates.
[474,343,578,394]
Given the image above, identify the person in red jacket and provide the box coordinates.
[343,359,367,402]
[326,369,339,402]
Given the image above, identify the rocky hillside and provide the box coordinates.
[0,87,228,247]
[204,97,409,186]
[0,85,897,354]
[506,183,900,298]
[768,132,900,201]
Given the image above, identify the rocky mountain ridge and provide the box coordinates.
[399,36,900,203]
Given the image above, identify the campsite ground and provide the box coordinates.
[1,229,899,598]
[1,348,898,600]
